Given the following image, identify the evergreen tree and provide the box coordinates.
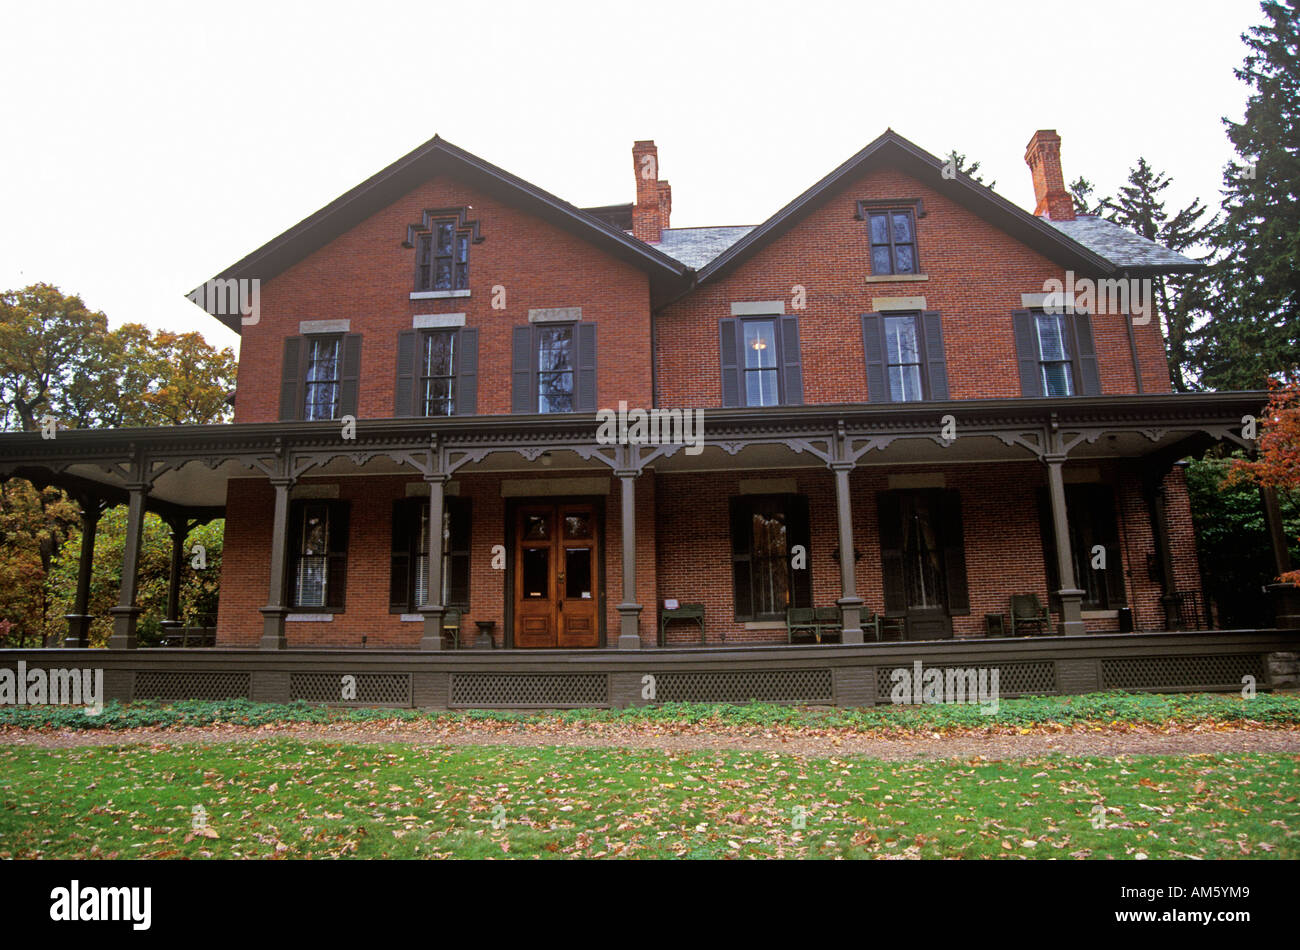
[1096,159,1216,392]
[1198,0,1300,390]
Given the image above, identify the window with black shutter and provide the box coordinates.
[394,327,478,417]
[1037,484,1126,610]
[389,496,471,611]
[510,323,596,414]
[289,500,349,610]
[728,494,811,621]
[280,333,361,421]
[862,311,949,402]
[718,315,803,408]
[1012,309,1101,398]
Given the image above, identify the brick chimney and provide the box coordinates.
[632,140,671,242]
[1024,130,1076,222]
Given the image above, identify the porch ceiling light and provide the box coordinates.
[541,451,553,466]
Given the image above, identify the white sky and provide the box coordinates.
[0,0,1261,356]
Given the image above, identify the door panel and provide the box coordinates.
[514,502,600,648]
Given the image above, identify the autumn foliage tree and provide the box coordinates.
[0,284,236,644]
[1228,376,1300,586]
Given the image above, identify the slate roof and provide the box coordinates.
[1044,216,1201,273]
[654,226,756,269]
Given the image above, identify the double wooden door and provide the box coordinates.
[514,503,600,648]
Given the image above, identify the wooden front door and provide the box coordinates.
[513,503,600,648]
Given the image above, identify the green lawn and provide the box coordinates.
[0,741,1295,859]
[2,690,1299,733]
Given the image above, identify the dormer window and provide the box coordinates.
[416,220,470,292]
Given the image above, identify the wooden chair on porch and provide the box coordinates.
[786,607,818,643]
[1008,594,1052,637]
[442,607,463,650]
[813,606,842,643]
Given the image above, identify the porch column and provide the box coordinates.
[108,482,149,649]
[418,474,448,650]
[1261,485,1300,630]
[831,461,864,643]
[64,501,102,647]
[1045,456,1086,636]
[259,476,294,649]
[615,467,643,649]
[1148,478,1182,628]
[159,514,189,633]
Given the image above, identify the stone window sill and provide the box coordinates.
[410,289,471,300]
[864,273,929,283]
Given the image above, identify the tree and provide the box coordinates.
[0,283,237,641]
[1228,376,1300,586]
[1068,176,1102,216]
[1096,159,1217,392]
[1197,0,1300,391]
[943,149,995,189]
[0,284,110,431]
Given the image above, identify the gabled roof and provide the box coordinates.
[694,129,1188,284]
[192,136,690,333]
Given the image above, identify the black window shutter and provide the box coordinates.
[780,316,803,405]
[787,494,812,608]
[729,496,753,620]
[339,333,362,418]
[861,313,888,403]
[877,491,906,614]
[456,327,479,415]
[1012,310,1042,397]
[921,311,949,400]
[279,337,302,421]
[389,500,412,609]
[575,323,597,412]
[1072,312,1101,395]
[287,501,305,606]
[939,489,970,615]
[446,497,472,607]
[326,501,350,610]
[511,325,534,413]
[395,330,417,417]
[719,318,741,408]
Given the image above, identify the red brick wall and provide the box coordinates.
[233,174,653,424]
[652,461,1200,644]
[216,470,657,648]
[655,165,1172,408]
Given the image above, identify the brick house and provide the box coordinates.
[5,128,1270,654]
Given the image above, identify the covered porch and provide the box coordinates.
[0,391,1295,652]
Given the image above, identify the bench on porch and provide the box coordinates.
[786,607,843,644]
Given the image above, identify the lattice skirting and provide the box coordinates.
[1100,654,1264,690]
[449,673,609,708]
[874,661,1057,701]
[134,671,251,701]
[650,669,834,704]
[290,672,412,706]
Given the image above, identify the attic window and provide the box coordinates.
[416,221,470,292]
[867,209,918,275]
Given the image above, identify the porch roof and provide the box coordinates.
[0,391,1265,512]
